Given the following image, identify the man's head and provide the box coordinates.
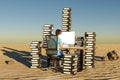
[55,29,62,36]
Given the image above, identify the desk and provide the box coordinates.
[62,47,87,50]
[61,47,87,54]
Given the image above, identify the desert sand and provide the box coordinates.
[0,44,120,80]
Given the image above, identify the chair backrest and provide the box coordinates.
[46,35,58,50]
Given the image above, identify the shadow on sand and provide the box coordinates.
[1,47,49,68]
[1,47,31,67]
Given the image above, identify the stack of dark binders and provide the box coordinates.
[42,24,53,48]
[62,8,71,32]
[63,54,78,75]
[75,36,85,71]
[84,32,96,68]
[30,41,41,68]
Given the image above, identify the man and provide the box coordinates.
[46,29,63,67]
[55,29,63,57]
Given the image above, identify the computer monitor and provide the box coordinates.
[59,31,75,45]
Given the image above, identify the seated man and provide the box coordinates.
[56,29,63,57]
[46,29,64,67]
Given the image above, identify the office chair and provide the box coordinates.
[45,35,63,72]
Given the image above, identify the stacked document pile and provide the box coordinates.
[63,54,78,75]
[30,41,41,68]
[84,32,96,68]
[62,8,71,32]
[42,24,53,48]
[75,36,85,71]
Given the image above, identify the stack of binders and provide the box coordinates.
[62,8,71,32]
[75,36,84,47]
[30,41,41,68]
[74,36,85,71]
[63,54,78,75]
[84,32,96,68]
[42,24,53,48]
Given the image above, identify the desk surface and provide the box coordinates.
[62,47,87,50]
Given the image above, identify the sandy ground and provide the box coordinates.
[0,44,120,80]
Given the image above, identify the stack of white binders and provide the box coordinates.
[30,41,41,68]
[62,8,71,32]
[63,54,78,75]
[84,32,96,68]
[42,24,53,48]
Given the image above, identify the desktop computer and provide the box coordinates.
[59,31,75,46]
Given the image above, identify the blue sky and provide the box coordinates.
[0,0,120,43]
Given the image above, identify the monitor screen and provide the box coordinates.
[59,31,75,44]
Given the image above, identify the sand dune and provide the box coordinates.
[0,44,120,80]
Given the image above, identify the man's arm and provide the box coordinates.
[60,43,63,49]
[59,38,63,49]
